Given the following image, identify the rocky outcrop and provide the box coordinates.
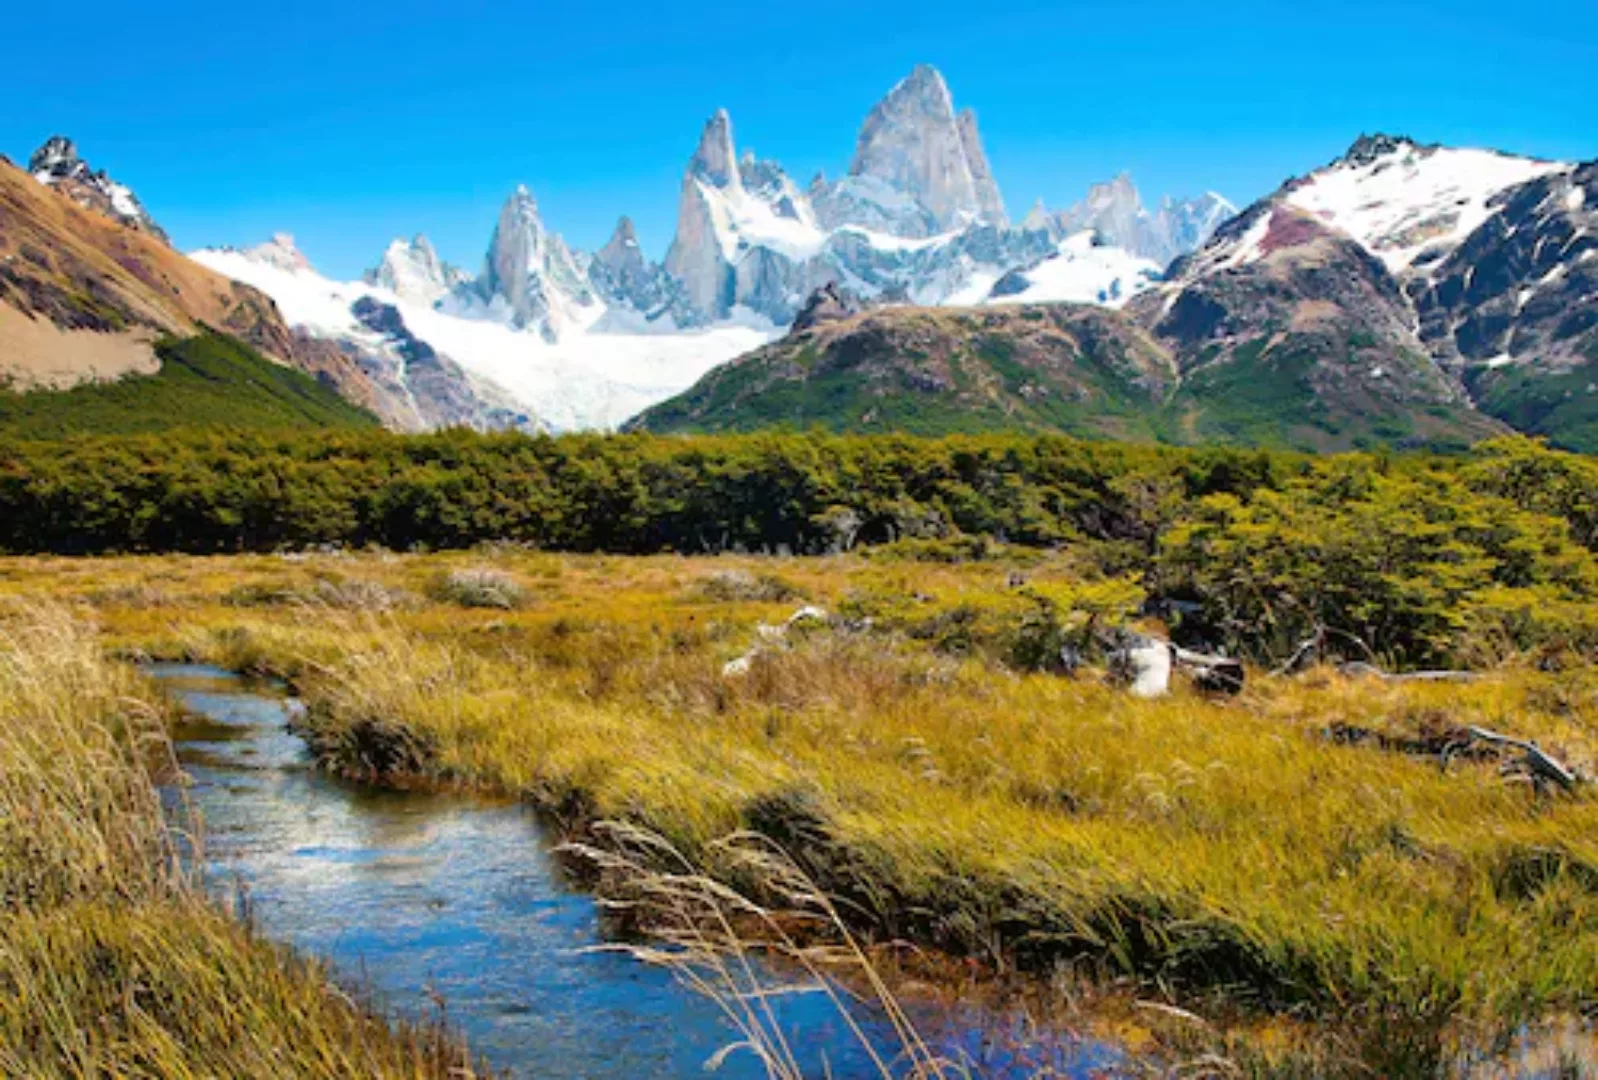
[789,282,863,333]
[27,136,169,244]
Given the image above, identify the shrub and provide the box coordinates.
[431,568,527,610]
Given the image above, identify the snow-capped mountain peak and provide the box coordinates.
[1281,134,1571,271]
[846,63,1001,235]
[251,233,314,273]
[479,185,597,340]
[689,109,739,189]
[366,234,468,306]
[27,135,168,242]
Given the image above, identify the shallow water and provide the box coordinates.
[152,663,1132,1079]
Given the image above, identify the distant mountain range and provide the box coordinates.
[640,134,1598,451]
[4,67,1594,451]
[184,64,1232,432]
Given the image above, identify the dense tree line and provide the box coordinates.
[3,429,1593,665]
[0,430,1590,561]
[0,428,1302,555]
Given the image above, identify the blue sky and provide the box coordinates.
[4,0,1594,279]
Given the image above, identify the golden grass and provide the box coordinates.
[0,603,482,1078]
[5,549,1596,1073]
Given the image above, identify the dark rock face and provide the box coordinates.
[789,282,862,333]
[1338,133,1430,169]
[987,268,1032,299]
[1413,162,1598,370]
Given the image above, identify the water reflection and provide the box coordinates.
[152,663,1130,1079]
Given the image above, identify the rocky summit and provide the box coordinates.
[27,136,169,243]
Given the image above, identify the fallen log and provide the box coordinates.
[1463,725,1581,792]
[1338,661,1481,684]
[1173,646,1246,695]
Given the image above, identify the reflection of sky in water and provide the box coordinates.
[153,664,1130,1079]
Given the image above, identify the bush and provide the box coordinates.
[431,568,526,610]
[691,569,807,603]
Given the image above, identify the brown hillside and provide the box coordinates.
[0,159,388,414]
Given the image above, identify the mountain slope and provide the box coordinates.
[0,151,397,423]
[631,272,1503,451]
[0,331,378,438]
[629,301,1179,439]
[1134,134,1595,449]
[1131,205,1501,449]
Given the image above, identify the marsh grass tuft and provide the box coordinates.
[565,822,970,1080]
[431,567,528,610]
[0,603,483,1077]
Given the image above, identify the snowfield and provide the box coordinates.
[1284,143,1570,271]
[983,232,1162,308]
[194,245,776,433]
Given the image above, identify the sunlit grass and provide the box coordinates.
[5,549,1596,1073]
[0,603,482,1077]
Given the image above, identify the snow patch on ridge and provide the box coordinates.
[985,232,1162,308]
[1285,142,1570,271]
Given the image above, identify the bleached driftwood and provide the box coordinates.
[1462,725,1581,792]
[723,606,831,677]
[1338,661,1481,684]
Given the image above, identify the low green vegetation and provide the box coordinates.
[0,331,379,438]
[1468,357,1598,454]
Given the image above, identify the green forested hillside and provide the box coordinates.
[0,332,379,438]
[628,303,1503,452]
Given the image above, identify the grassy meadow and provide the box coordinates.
[6,545,1595,1075]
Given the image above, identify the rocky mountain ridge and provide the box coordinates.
[1133,134,1597,448]
[0,155,395,416]
[636,131,1595,451]
[27,136,169,244]
[169,64,1226,432]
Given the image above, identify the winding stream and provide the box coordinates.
[153,663,1132,1079]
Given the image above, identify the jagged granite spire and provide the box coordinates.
[847,64,1001,231]
[957,108,1006,225]
[665,112,742,318]
[481,185,594,340]
[689,109,739,189]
